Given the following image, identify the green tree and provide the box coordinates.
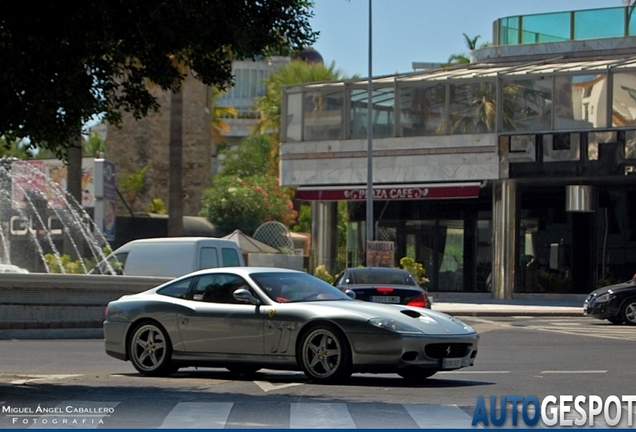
[443,34,490,67]
[219,135,272,178]
[0,1,317,158]
[200,175,296,235]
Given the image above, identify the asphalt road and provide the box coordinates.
[0,316,634,429]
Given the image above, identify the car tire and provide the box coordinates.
[621,299,636,325]
[298,323,352,383]
[129,322,175,376]
[398,367,437,380]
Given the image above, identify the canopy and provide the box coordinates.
[222,229,279,254]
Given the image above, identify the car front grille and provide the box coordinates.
[425,343,471,359]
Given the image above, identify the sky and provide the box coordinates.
[309,0,625,78]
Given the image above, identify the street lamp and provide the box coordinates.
[365,0,374,257]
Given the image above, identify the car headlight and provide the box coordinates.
[448,315,476,333]
[594,292,612,303]
[368,317,424,334]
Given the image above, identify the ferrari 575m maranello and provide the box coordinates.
[104,267,479,383]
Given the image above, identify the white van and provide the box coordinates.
[90,237,244,277]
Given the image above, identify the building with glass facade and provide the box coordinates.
[280,6,636,298]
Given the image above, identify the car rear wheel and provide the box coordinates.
[621,299,636,325]
[398,367,437,380]
[298,324,351,383]
[129,322,175,376]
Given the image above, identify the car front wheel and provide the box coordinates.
[621,299,636,325]
[298,324,351,383]
[129,322,175,376]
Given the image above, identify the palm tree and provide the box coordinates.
[443,34,490,67]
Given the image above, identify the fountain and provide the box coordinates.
[0,157,113,273]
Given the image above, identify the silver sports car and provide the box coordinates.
[104,267,479,383]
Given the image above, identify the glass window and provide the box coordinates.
[199,247,218,269]
[447,81,496,134]
[192,274,253,304]
[221,248,241,267]
[508,135,536,162]
[350,87,395,139]
[588,131,616,161]
[158,278,193,299]
[399,84,445,136]
[574,8,624,40]
[502,78,552,132]
[522,12,570,43]
[499,16,520,45]
[554,75,605,130]
[303,90,344,141]
[543,133,580,162]
[626,131,636,159]
[285,92,302,142]
[612,72,636,127]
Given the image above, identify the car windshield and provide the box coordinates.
[350,269,416,285]
[251,272,352,303]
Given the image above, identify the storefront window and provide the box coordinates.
[554,74,605,130]
[285,92,302,142]
[398,84,445,136]
[502,78,552,132]
[350,87,395,139]
[447,82,496,134]
[303,90,344,141]
[612,72,636,127]
[437,222,464,291]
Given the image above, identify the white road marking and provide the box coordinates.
[254,380,304,392]
[160,402,233,429]
[9,374,82,385]
[439,370,511,374]
[405,404,476,429]
[539,370,607,374]
[290,403,356,429]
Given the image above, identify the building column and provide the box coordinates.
[311,201,338,275]
[492,179,516,299]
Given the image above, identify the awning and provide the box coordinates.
[295,182,482,201]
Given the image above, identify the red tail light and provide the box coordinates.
[407,293,427,308]
[377,287,394,292]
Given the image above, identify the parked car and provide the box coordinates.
[584,274,636,324]
[90,237,244,278]
[104,267,478,383]
[333,267,431,309]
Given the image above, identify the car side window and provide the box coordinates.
[157,278,193,299]
[221,248,241,267]
[192,274,256,304]
[199,247,219,269]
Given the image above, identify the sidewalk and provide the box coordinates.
[431,296,584,317]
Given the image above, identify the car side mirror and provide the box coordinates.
[233,288,261,305]
[344,289,356,299]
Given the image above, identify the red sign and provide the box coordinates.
[295,182,481,201]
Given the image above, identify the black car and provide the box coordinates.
[333,267,431,309]
[584,274,636,324]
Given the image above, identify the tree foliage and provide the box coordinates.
[200,175,296,235]
[0,1,317,159]
[218,135,272,178]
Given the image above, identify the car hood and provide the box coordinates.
[589,279,636,296]
[297,299,475,335]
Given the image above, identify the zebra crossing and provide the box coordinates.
[2,400,477,429]
[467,316,636,341]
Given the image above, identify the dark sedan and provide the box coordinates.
[584,274,636,324]
[334,267,431,309]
